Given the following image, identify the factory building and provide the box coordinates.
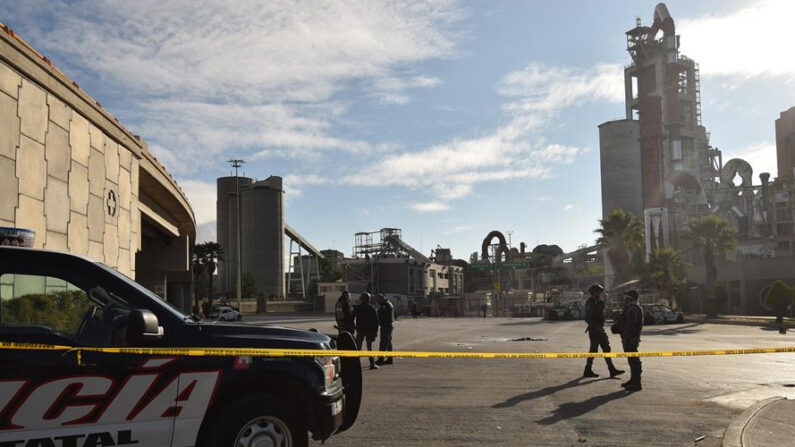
[598,3,795,313]
[0,23,195,311]
[335,228,464,314]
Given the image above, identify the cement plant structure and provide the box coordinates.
[336,228,464,315]
[599,3,795,313]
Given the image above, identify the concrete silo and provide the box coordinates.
[599,119,643,220]
[216,175,253,293]
[241,176,285,297]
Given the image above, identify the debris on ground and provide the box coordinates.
[510,336,548,342]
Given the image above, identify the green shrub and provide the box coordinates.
[765,280,794,323]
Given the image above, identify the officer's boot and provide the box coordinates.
[623,364,642,391]
[583,358,599,378]
[625,365,642,391]
[369,357,379,370]
[606,358,625,378]
[384,357,393,365]
[621,363,635,387]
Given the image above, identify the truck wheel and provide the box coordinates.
[209,395,308,447]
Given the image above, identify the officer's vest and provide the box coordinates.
[335,300,352,329]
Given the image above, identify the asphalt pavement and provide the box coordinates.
[257,316,795,446]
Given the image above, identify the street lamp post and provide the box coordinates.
[228,159,245,304]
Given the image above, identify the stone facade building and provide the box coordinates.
[0,23,195,310]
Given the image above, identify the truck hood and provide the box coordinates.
[189,323,334,351]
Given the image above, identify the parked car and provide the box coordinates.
[209,305,242,321]
[546,301,586,320]
[644,304,684,325]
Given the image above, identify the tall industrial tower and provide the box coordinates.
[601,3,722,258]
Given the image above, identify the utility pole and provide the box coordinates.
[228,159,245,304]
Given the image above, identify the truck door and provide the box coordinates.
[0,266,178,446]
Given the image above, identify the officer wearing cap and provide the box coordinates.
[583,284,624,378]
[352,292,380,370]
[375,294,394,366]
[618,289,644,391]
[335,291,355,334]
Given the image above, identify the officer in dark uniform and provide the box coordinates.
[352,292,380,370]
[375,294,394,366]
[335,291,355,334]
[619,289,644,391]
[583,284,624,378]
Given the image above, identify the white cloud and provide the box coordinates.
[410,201,450,212]
[282,173,330,198]
[442,224,475,235]
[196,222,217,244]
[7,0,462,174]
[26,0,462,103]
[432,184,474,201]
[372,75,443,104]
[133,101,377,173]
[179,178,217,243]
[498,63,624,114]
[338,62,615,206]
[679,0,795,80]
[179,179,216,225]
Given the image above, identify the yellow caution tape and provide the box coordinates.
[1,341,795,359]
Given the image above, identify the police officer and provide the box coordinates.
[583,284,624,378]
[335,291,355,334]
[375,294,394,365]
[353,292,380,370]
[619,289,644,391]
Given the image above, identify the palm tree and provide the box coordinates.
[192,242,224,314]
[686,214,737,318]
[650,247,686,310]
[192,244,208,314]
[595,209,645,285]
[201,242,224,311]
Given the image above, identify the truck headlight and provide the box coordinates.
[316,356,339,389]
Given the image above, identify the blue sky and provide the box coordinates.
[1,0,793,259]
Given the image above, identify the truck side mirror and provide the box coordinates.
[127,309,163,345]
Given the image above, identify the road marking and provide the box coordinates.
[1,342,795,359]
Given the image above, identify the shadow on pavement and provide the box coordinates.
[536,390,629,425]
[642,322,704,336]
[493,377,611,408]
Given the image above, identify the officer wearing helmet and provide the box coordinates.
[375,294,394,366]
[352,292,380,370]
[618,289,644,391]
[583,284,624,379]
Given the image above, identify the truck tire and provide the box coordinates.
[206,394,308,447]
